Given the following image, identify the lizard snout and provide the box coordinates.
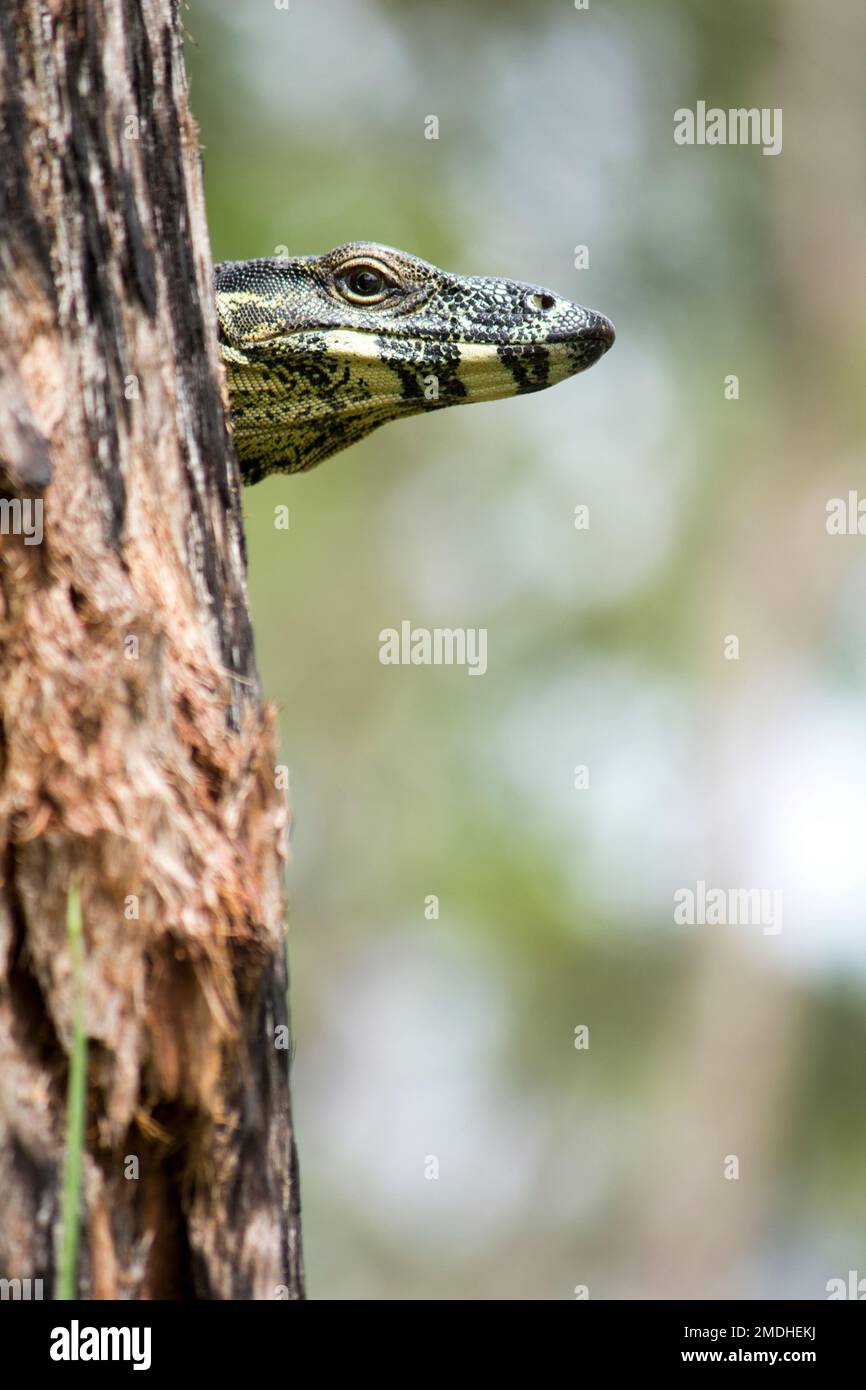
[581,310,616,351]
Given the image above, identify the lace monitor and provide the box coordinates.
[215,242,614,483]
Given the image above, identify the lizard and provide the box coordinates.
[215,241,614,483]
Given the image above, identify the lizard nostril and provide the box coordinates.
[526,291,556,312]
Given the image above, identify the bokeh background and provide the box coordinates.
[187,0,866,1299]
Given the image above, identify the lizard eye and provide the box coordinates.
[338,261,395,304]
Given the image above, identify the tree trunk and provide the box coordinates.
[0,0,303,1299]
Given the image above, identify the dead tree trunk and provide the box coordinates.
[0,0,303,1299]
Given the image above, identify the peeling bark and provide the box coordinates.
[0,0,303,1299]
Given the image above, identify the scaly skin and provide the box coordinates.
[215,242,615,483]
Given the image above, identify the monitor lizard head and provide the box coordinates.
[216,241,614,482]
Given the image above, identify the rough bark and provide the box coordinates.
[0,0,303,1299]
